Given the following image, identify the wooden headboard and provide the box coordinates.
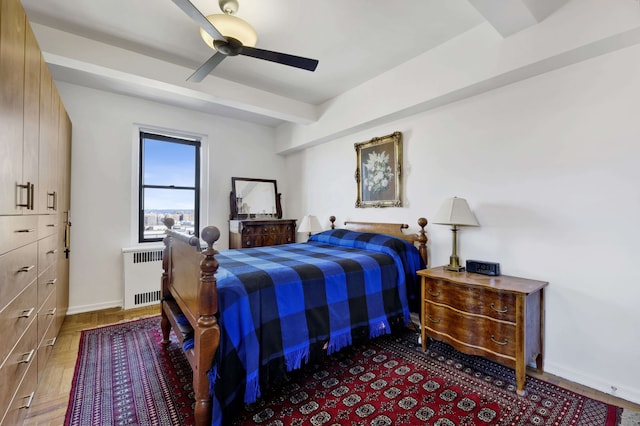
[328,216,429,266]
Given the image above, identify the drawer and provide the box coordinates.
[0,358,37,426]
[37,291,57,346]
[0,243,38,311]
[424,301,516,358]
[37,262,57,308]
[0,281,37,366]
[38,214,58,238]
[424,278,516,322]
[38,311,58,379]
[0,215,38,255]
[37,233,58,274]
[0,320,37,420]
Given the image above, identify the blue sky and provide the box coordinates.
[142,138,197,211]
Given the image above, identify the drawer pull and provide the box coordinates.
[428,289,441,297]
[47,278,58,285]
[490,303,508,314]
[47,308,57,316]
[18,265,35,273]
[19,349,35,364]
[428,315,441,324]
[19,392,35,409]
[46,223,57,227]
[18,308,35,319]
[490,335,509,346]
[47,337,57,347]
[47,249,58,255]
[15,228,36,233]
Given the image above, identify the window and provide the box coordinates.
[139,132,200,243]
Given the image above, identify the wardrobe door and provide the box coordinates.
[0,0,26,215]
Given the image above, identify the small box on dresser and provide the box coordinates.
[417,266,548,395]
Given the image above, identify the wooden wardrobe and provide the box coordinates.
[0,0,72,423]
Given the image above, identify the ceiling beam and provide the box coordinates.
[468,0,570,37]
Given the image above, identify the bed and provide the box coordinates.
[160,216,428,426]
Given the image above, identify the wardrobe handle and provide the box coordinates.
[47,249,58,255]
[15,228,36,233]
[29,182,35,210]
[47,278,57,285]
[47,337,57,347]
[18,265,35,273]
[47,191,57,210]
[18,308,35,319]
[16,182,31,208]
[19,392,35,409]
[19,349,35,364]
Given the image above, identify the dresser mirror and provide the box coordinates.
[230,177,282,219]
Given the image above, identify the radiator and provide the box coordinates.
[122,247,163,310]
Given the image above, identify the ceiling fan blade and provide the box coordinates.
[187,53,227,82]
[240,46,319,72]
[171,0,226,41]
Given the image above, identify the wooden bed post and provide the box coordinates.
[416,217,428,266]
[194,226,221,426]
[160,218,175,344]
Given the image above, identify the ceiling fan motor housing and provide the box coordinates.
[214,37,243,56]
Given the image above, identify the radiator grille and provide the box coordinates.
[122,247,164,310]
[133,250,163,263]
[134,290,162,305]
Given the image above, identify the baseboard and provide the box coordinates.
[545,361,640,405]
[66,299,123,315]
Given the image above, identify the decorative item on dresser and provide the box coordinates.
[432,196,479,271]
[418,266,548,395]
[0,0,72,423]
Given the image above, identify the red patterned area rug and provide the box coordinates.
[65,316,195,426]
[233,330,623,426]
[65,316,627,426]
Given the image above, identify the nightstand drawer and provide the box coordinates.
[424,301,516,358]
[424,278,516,322]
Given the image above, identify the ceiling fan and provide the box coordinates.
[171,0,319,82]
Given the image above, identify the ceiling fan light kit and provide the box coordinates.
[199,14,257,50]
[171,0,319,82]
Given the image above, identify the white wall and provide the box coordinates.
[284,43,640,404]
[57,82,284,313]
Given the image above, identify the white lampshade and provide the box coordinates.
[200,14,257,49]
[297,215,322,235]
[433,197,480,227]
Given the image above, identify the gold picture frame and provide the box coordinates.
[355,131,403,208]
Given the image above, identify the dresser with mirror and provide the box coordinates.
[229,177,296,249]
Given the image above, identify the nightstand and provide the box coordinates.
[417,266,548,395]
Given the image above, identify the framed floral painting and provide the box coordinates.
[354,131,403,208]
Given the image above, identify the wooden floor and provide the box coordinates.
[23,305,640,425]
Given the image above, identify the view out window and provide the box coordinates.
[139,132,200,243]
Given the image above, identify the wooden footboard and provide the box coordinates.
[161,219,221,426]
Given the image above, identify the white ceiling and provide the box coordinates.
[21,0,570,126]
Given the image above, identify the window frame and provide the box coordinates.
[138,131,201,243]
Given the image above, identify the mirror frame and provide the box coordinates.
[230,177,282,219]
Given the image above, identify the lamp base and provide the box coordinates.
[444,264,466,272]
[444,253,465,272]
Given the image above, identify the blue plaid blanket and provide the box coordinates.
[208,229,424,425]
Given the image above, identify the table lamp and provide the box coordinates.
[297,215,322,239]
[433,197,479,271]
